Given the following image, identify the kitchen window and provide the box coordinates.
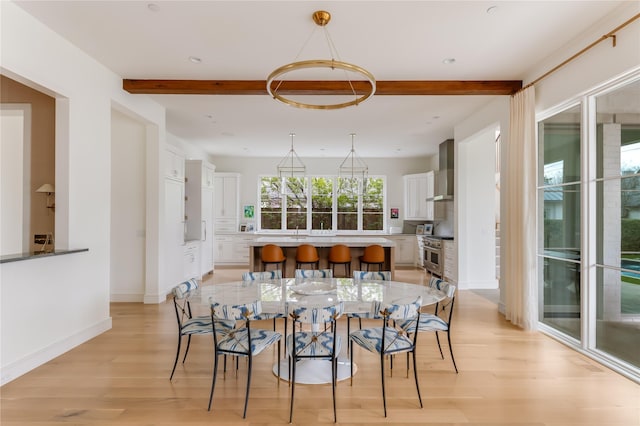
[258,175,385,232]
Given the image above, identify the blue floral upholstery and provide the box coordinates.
[209,300,282,417]
[286,303,343,357]
[427,276,445,290]
[396,281,458,373]
[287,302,343,422]
[172,278,199,299]
[294,268,333,279]
[170,279,234,381]
[347,271,391,354]
[353,270,391,281]
[349,297,423,417]
[242,270,282,281]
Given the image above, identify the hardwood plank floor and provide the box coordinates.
[2,268,638,425]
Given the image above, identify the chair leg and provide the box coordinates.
[435,331,445,359]
[289,356,297,423]
[411,350,423,408]
[447,330,459,373]
[243,355,253,418]
[182,334,192,363]
[332,355,337,423]
[346,317,351,356]
[350,337,354,386]
[169,334,182,380]
[380,352,387,417]
[208,353,220,411]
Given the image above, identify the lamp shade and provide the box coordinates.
[36,183,55,193]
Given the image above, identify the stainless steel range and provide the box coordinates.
[423,236,443,277]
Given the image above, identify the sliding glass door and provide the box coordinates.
[538,75,640,375]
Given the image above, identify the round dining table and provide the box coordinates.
[194,277,446,384]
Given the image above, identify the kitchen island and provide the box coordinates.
[248,236,396,278]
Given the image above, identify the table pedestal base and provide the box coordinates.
[273,357,356,384]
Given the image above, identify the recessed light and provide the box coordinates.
[442,58,456,65]
[189,56,202,64]
[486,6,498,14]
[147,3,160,12]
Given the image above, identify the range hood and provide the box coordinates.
[433,139,454,201]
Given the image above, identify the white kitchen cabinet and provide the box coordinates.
[164,145,185,181]
[214,235,235,264]
[214,234,254,265]
[442,239,457,283]
[185,160,216,276]
[164,175,185,293]
[214,173,240,219]
[388,235,415,265]
[183,240,200,281]
[416,235,425,268]
[404,172,435,221]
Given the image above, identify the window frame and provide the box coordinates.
[256,174,387,234]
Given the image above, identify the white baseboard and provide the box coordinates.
[110,293,144,302]
[0,318,112,386]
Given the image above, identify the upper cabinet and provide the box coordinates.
[164,145,185,181]
[185,160,216,276]
[404,172,435,221]
[214,172,240,233]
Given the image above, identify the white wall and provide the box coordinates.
[525,2,640,113]
[0,1,166,384]
[457,125,498,289]
[110,109,146,302]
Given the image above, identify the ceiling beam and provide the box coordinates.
[123,79,522,96]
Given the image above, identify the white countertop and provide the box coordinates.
[250,236,395,247]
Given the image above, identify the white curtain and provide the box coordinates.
[503,86,537,330]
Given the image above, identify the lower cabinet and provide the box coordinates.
[388,235,415,265]
[184,241,200,281]
[215,234,255,265]
[442,239,457,283]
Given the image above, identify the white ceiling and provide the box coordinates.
[13,1,629,158]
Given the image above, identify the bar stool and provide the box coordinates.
[261,244,286,276]
[295,244,319,270]
[328,244,352,278]
[359,244,385,271]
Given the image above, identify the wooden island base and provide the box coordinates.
[248,236,396,279]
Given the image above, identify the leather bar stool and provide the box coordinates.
[261,244,287,276]
[295,244,319,270]
[359,244,385,271]
[328,244,352,278]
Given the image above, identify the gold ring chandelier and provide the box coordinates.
[266,11,376,110]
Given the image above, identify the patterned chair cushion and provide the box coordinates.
[287,332,342,357]
[353,271,391,281]
[397,313,449,333]
[428,276,444,290]
[287,303,343,358]
[350,327,414,355]
[288,303,343,324]
[182,315,235,335]
[294,269,333,279]
[384,297,421,320]
[242,270,282,281]
[212,300,263,321]
[217,327,282,356]
[172,278,199,299]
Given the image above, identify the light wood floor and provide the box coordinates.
[2,268,638,425]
